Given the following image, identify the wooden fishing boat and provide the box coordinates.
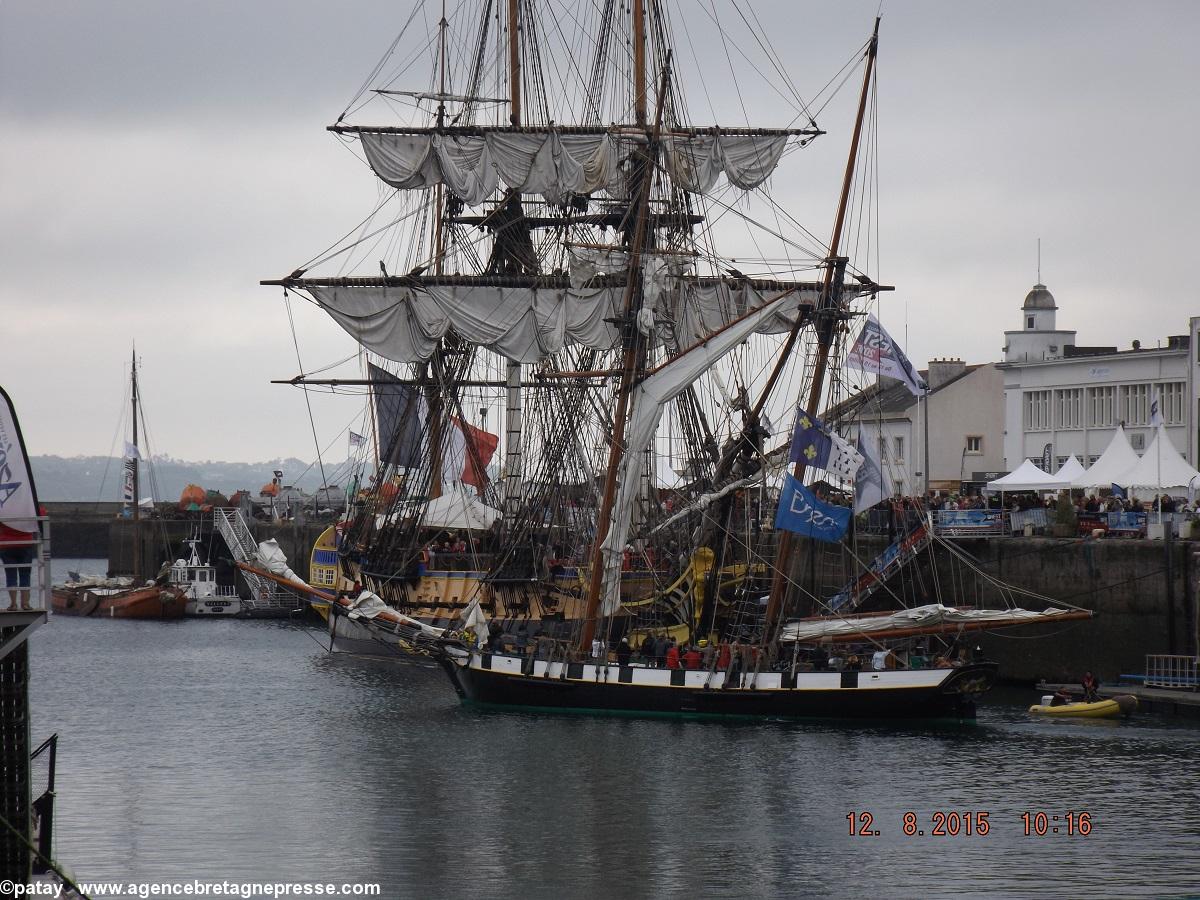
[51,583,186,619]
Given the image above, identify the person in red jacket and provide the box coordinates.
[717,641,732,671]
[682,645,702,670]
[665,640,680,670]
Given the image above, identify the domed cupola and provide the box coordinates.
[1023,283,1057,311]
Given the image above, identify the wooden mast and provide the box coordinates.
[633,0,647,126]
[577,56,671,653]
[433,3,448,274]
[761,18,880,637]
[130,347,142,582]
[507,0,521,126]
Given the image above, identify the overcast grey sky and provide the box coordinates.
[2,1,1196,462]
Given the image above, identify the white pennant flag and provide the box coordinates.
[854,431,892,514]
[1149,390,1164,428]
[124,441,141,460]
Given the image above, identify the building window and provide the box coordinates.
[1027,316,1035,329]
[1153,382,1185,424]
[1055,388,1083,429]
[893,436,905,461]
[1088,455,1101,465]
[1088,386,1115,427]
[1119,384,1149,425]
[1130,432,1145,451]
[965,435,983,455]
[1023,390,1052,431]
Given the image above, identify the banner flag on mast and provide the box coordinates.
[123,441,141,461]
[845,314,928,397]
[441,417,499,494]
[348,431,366,448]
[122,458,136,509]
[774,473,851,542]
[789,410,864,482]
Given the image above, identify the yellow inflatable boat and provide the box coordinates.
[1029,695,1138,718]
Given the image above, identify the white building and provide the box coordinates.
[827,360,1005,495]
[999,282,1198,471]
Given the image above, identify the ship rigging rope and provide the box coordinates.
[930,532,1091,613]
[284,290,329,493]
[341,0,435,122]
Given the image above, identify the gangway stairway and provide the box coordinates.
[214,509,305,617]
[828,520,932,614]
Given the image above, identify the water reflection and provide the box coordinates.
[28,562,1200,897]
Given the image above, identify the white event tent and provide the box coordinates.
[1053,455,1086,483]
[1124,426,1200,495]
[1071,425,1142,490]
[986,459,1068,492]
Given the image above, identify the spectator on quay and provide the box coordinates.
[0,517,37,611]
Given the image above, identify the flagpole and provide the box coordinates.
[923,388,930,498]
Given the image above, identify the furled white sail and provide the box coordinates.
[359,129,789,203]
[308,283,622,363]
[779,604,1080,642]
[307,280,820,365]
[597,290,799,613]
[661,133,789,192]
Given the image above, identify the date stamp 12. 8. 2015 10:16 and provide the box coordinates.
[846,810,1093,837]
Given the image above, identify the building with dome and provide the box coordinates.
[999,282,1198,475]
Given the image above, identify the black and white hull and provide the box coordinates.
[440,652,997,720]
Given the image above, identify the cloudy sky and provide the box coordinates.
[2,0,1196,462]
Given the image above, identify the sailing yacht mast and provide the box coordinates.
[762,18,880,636]
[130,347,142,581]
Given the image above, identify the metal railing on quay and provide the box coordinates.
[1145,654,1199,690]
[0,514,50,612]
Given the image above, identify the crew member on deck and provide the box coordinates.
[665,639,681,670]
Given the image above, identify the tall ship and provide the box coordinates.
[262,1,1092,716]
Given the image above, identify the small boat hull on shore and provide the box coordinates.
[1029,695,1137,718]
[51,585,187,619]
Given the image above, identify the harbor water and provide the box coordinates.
[30,560,1200,898]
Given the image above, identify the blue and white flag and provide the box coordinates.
[854,431,891,514]
[774,473,851,543]
[845,314,928,397]
[789,411,864,482]
[1111,483,1126,499]
[348,431,367,448]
